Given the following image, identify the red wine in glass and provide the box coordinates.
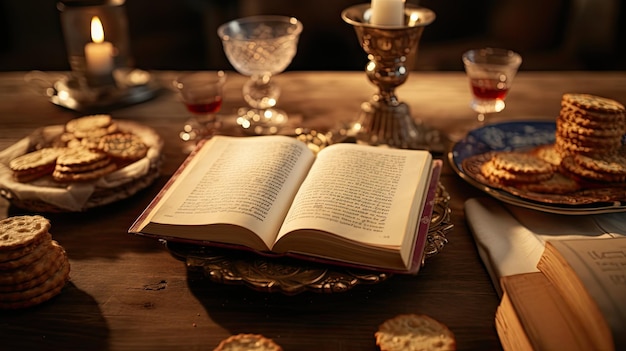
[462,48,521,128]
[184,97,223,114]
[175,71,226,149]
[470,78,509,100]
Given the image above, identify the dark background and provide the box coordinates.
[1,0,624,72]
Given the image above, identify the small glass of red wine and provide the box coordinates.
[173,71,226,145]
[462,48,521,124]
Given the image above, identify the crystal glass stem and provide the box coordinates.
[243,74,280,109]
[218,15,302,135]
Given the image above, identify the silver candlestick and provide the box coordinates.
[341,3,441,151]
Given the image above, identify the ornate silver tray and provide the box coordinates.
[167,183,452,295]
[25,69,160,113]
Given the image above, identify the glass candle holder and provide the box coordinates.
[57,0,132,88]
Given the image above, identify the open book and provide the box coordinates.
[129,135,439,273]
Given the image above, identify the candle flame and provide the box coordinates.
[90,16,105,43]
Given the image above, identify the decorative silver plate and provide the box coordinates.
[167,183,452,295]
[25,69,160,113]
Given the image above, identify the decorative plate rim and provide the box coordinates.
[166,183,453,295]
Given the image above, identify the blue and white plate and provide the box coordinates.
[448,121,626,215]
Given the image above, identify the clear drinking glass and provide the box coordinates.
[462,48,522,123]
[218,15,302,135]
[173,71,226,146]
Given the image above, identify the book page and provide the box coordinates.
[147,135,315,248]
[500,272,594,351]
[550,237,626,349]
[276,143,431,249]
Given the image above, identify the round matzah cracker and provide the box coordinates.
[0,255,69,302]
[556,117,625,138]
[56,147,109,167]
[0,241,67,293]
[54,158,113,173]
[562,93,625,114]
[65,114,112,133]
[0,258,69,309]
[517,172,581,194]
[560,155,626,183]
[9,147,65,182]
[72,123,119,139]
[9,147,64,172]
[555,136,620,156]
[491,151,554,174]
[573,153,626,176]
[97,132,149,162]
[0,215,51,251]
[558,109,625,129]
[213,334,283,351]
[0,239,52,270]
[555,128,623,148]
[375,314,456,351]
[529,144,562,168]
[481,159,554,184]
[51,132,80,148]
[52,162,117,182]
[0,241,65,286]
[0,233,52,263]
[79,136,104,150]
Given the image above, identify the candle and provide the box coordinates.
[85,16,114,76]
[370,0,405,26]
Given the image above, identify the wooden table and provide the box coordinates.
[1,70,625,350]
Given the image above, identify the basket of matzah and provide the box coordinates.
[0,114,163,212]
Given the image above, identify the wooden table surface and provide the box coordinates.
[1,70,625,350]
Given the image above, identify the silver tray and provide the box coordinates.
[167,183,452,295]
[25,69,160,113]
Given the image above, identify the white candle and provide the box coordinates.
[370,0,405,26]
[85,16,114,76]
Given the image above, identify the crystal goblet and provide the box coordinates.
[218,15,303,135]
[462,48,522,124]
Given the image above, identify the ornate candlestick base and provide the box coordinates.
[338,99,444,151]
[342,4,442,151]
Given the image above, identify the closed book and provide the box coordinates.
[537,237,626,351]
[496,272,594,351]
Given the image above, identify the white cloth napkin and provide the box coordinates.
[465,197,626,296]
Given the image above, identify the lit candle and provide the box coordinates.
[370,0,405,26]
[85,16,114,76]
